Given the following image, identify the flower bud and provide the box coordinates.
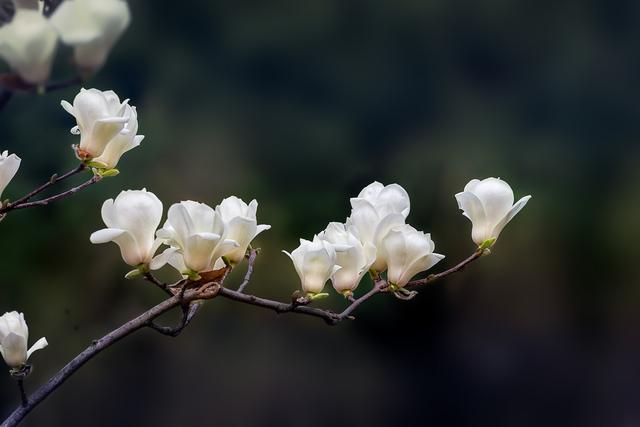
[90,189,163,266]
[283,236,340,295]
[455,177,531,246]
[379,224,444,287]
[0,311,47,369]
[215,196,270,265]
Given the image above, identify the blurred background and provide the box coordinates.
[1,0,640,426]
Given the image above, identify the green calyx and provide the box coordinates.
[478,238,496,250]
[125,264,149,279]
[307,292,330,301]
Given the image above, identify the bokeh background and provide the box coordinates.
[2,0,640,426]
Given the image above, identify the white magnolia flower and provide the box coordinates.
[0,8,58,84]
[215,196,271,265]
[379,225,444,287]
[346,181,412,272]
[283,236,340,295]
[353,181,411,219]
[455,177,532,246]
[0,311,48,369]
[90,189,163,266]
[152,201,238,274]
[319,222,374,295]
[0,150,21,199]
[61,88,132,160]
[51,0,130,71]
[92,105,143,169]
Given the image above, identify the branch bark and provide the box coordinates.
[0,284,220,427]
[1,250,484,426]
[0,173,101,215]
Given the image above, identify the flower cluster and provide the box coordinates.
[285,179,531,298]
[90,190,271,278]
[0,311,47,370]
[0,0,130,84]
[284,182,445,298]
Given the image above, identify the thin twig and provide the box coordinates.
[143,272,173,297]
[1,174,101,213]
[406,248,484,288]
[1,163,87,212]
[146,302,202,337]
[0,75,82,112]
[237,249,258,293]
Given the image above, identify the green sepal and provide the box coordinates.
[125,269,143,280]
[97,168,119,178]
[307,292,330,301]
[85,160,108,169]
[478,238,496,250]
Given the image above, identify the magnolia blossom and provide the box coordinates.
[90,189,163,266]
[379,225,444,287]
[51,0,130,71]
[345,181,412,272]
[92,105,143,169]
[61,88,133,160]
[152,201,238,274]
[455,177,532,246]
[0,150,21,199]
[0,311,48,369]
[319,222,374,295]
[283,236,340,295]
[0,8,58,84]
[215,196,270,265]
[353,181,410,219]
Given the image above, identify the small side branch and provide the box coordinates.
[16,380,27,408]
[1,174,101,213]
[237,248,258,293]
[146,303,201,337]
[407,248,484,288]
[143,272,173,297]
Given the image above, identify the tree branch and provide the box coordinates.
[0,284,221,427]
[237,248,258,293]
[1,163,87,212]
[0,75,82,112]
[406,248,485,288]
[1,250,484,426]
[0,173,101,214]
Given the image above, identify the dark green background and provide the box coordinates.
[1,0,639,426]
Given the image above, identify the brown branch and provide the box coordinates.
[0,284,221,427]
[237,248,258,293]
[406,248,485,288]
[1,250,484,426]
[0,173,101,214]
[1,163,87,212]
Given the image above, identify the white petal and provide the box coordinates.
[26,337,48,359]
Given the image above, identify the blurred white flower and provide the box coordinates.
[0,150,21,200]
[61,88,132,160]
[215,196,270,265]
[455,177,532,246]
[92,105,143,169]
[319,222,374,295]
[51,0,130,72]
[90,189,163,266]
[151,201,238,274]
[379,224,444,287]
[0,311,47,369]
[283,236,339,295]
[0,8,58,84]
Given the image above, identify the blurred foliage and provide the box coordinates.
[1,0,640,426]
